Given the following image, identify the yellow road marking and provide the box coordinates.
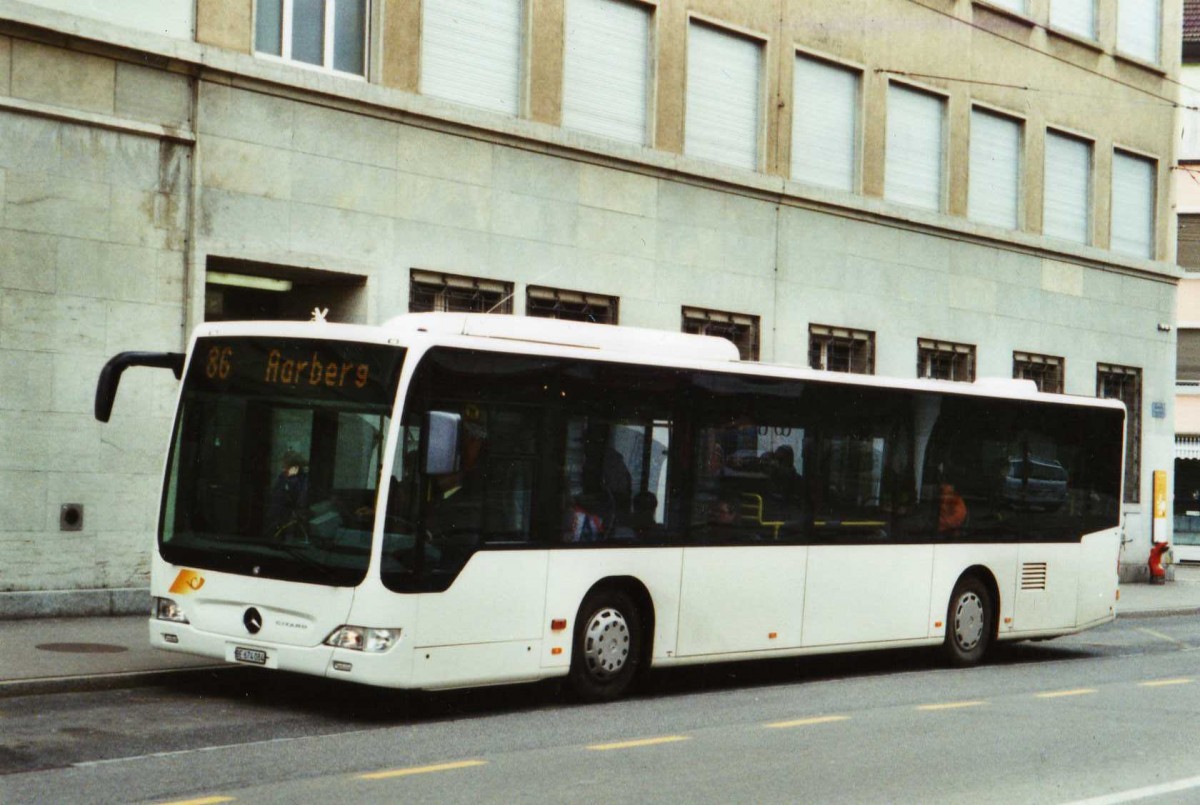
[360,760,488,780]
[1035,688,1096,699]
[1140,678,1192,688]
[765,715,850,729]
[157,798,234,805]
[917,701,986,711]
[587,736,691,751]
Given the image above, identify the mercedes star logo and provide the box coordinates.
[244,607,263,635]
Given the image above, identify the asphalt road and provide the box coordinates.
[3,614,1200,804]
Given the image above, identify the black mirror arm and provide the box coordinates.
[94,351,185,422]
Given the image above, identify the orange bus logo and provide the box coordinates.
[168,569,205,594]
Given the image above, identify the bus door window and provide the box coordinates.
[562,415,671,543]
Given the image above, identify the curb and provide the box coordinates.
[0,665,236,699]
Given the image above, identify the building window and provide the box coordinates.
[1111,150,1156,259]
[885,83,946,212]
[1098,363,1141,503]
[1014,351,1064,394]
[1179,212,1200,270]
[809,324,874,374]
[421,0,524,115]
[1043,129,1092,245]
[1049,0,1095,40]
[684,21,762,172]
[968,108,1022,230]
[986,0,1028,14]
[791,54,859,192]
[562,0,652,146]
[1117,0,1161,63]
[409,270,513,314]
[526,286,618,324]
[255,0,367,75]
[682,307,760,361]
[1179,330,1200,385]
[918,339,975,382]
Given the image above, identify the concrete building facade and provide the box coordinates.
[0,0,1184,613]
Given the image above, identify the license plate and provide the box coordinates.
[233,646,268,665]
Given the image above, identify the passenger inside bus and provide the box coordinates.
[264,451,309,541]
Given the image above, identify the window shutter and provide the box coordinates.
[562,0,651,145]
[421,0,523,115]
[968,108,1021,229]
[885,84,945,212]
[1043,131,1091,244]
[1117,0,1160,63]
[685,22,762,172]
[987,0,1027,13]
[1111,150,1156,259]
[1050,0,1095,39]
[791,55,858,192]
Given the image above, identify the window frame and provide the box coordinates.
[409,269,514,314]
[809,324,875,374]
[1110,147,1158,260]
[1013,351,1065,394]
[683,16,766,173]
[968,105,1023,230]
[1097,363,1141,503]
[526,285,619,324]
[917,338,976,382]
[254,0,370,78]
[1115,0,1161,65]
[1042,127,1094,246]
[681,306,761,361]
[1048,0,1097,42]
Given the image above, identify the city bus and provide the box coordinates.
[95,312,1126,701]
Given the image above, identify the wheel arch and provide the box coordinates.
[579,575,656,666]
[955,564,1001,640]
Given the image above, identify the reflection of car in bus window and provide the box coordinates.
[1003,458,1068,510]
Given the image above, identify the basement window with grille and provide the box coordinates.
[409,270,513,314]
[809,324,874,374]
[918,338,975,382]
[682,307,760,361]
[526,286,618,324]
[1097,362,1142,503]
[1013,351,1064,394]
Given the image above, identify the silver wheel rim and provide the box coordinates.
[953,592,985,651]
[583,606,631,679]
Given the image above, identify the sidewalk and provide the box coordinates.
[2,569,1199,698]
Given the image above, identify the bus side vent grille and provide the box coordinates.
[1021,562,1048,590]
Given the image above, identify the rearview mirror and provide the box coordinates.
[424,411,461,475]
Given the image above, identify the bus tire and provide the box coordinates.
[943,575,992,667]
[568,587,643,702]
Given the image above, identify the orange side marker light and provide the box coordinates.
[551,647,563,656]
[551,619,567,631]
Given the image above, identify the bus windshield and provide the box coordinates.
[159,336,405,586]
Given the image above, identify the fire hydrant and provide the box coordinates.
[1148,541,1170,585]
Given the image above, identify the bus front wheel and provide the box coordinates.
[943,576,993,667]
[568,587,643,702]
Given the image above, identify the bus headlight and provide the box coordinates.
[324,626,400,653]
[154,597,189,624]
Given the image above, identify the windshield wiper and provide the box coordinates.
[267,542,341,584]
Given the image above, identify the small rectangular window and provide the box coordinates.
[254,0,367,76]
[1050,0,1096,39]
[792,55,859,192]
[1117,0,1161,63]
[526,286,618,324]
[409,270,513,314]
[682,307,760,361]
[1111,150,1156,259]
[685,21,763,172]
[1097,363,1141,503]
[885,84,946,212]
[1014,351,1065,394]
[1043,130,1092,245]
[918,339,975,382]
[421,0,524,115]
[809,324,875,374]
[969,108,1022,230]
[562,0,652,145]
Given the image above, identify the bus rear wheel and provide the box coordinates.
[943,576,993,667]
[568,587,643,702]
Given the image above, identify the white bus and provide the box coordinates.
[96,313,1126,701]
